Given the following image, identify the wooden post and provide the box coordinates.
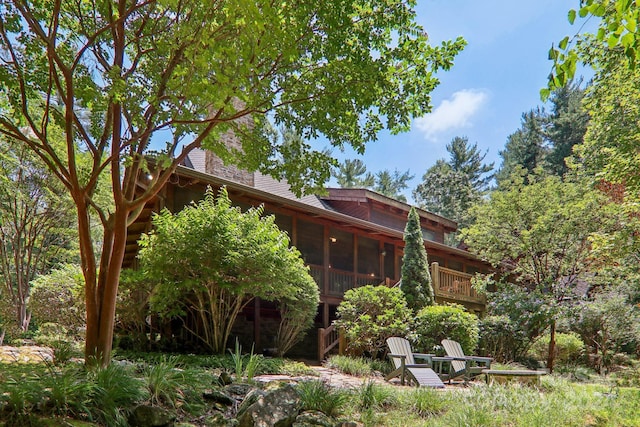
[318,327,325,361]
[338,328,346,355]
[431,262,440,294]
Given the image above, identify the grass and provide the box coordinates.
[326,354,392,376]
[1,351,639,426]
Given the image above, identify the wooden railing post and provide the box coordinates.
[318,327,325,361]
[338,328,346,355]
[431,262,440,291]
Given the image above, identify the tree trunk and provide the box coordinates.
[546,320,557,373]
[17,299,30,332]
[82,206,129,367]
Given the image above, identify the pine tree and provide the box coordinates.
[401,207,434,310]
[413,136,493,230]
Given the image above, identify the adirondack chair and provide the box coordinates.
[441,339,492,382]
[385,337,445,388]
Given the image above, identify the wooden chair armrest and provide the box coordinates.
[387,354,407,361]
[413,353,434,359]
[469,356,493,364]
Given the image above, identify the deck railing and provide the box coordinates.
[431,262,485,304]
[308,265,380,296]
[317,324,346,360]
[309,263,484,304]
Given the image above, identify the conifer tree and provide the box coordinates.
[401,207,434,310]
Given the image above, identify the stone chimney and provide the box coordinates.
[204,100,255,187]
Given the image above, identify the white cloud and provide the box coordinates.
[414,89,488,141]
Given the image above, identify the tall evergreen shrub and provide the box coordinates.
[401,207,434,310]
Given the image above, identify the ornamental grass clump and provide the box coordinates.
[297,380,349,418]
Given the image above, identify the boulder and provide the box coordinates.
[128,405,176,427]
[236,383,301,427]
[292,410,333,427]
[203,412,239,426]
[203,389,235,406]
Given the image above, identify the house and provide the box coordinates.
[123,148,491,358]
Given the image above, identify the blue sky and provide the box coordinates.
[325,0,592,201]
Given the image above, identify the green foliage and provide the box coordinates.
[528,332,585,366]
[574,61,640,231]
[357,381,397,410]
[0,142,77,335]
[29,264,86,338]
[547,0,640,93]
[115,269,155,350]
[462,175,615,369]
[333,159,375,188]
[373,168,414,202]
[326,355,392,377]
[397,387,448,418]
[478,315,532,363]
[229,339,264,383]
[140,187,318,353]
[275,265,320,356]
[566,288,640,372]
[87,363,147,426]
[479,282,553,362]
[332,159,413,201]
[544,81,590,177]
[412,304,479,355]
[40,364,93,417]
[400,207,433,310]
[142,356,196,408]
[297,380,348,418]
[335,285,412,357]
[0,366,44,425]
[495,112,547,186]
[497,82,588,185]
[414,136,493,230]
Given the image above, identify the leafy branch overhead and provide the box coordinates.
[545,0,640,97]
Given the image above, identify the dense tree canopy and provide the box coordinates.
[462,174,617,371]
[0,0,464,364]
[496,82,587,186]
[0,140,76,339]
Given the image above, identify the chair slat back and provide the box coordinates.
[442,339,466,373]
[386,337,415,368]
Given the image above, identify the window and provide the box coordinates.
[422,228,436,241]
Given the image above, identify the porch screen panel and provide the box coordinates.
[329,228,354,295]
[383,243,395,280]
[357,236,379,276]
[429,255,445,267]
[296,220,324,266]
[268,212,292,239]
[329,228,353,271]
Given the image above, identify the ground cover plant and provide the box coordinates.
[0,348,639,426]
